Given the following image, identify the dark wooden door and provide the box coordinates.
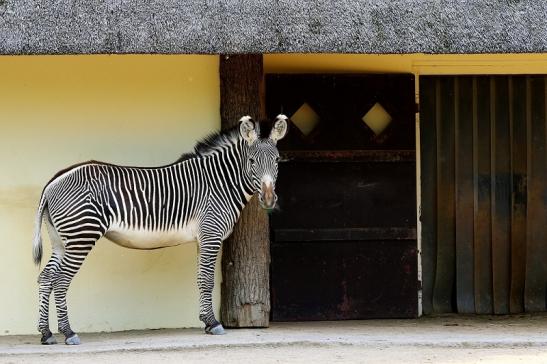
[266,74,418,321]
[420,75,547,315]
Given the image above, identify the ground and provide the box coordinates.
[2,315,547,363]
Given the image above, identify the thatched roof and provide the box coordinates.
[1,0,546,55]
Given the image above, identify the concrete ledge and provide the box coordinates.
[2,315,547,356]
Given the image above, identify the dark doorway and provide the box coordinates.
[266,74,418,321]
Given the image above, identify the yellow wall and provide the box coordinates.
[0,55,220,335]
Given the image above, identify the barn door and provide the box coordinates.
[420,75,547,315]
[266,74,418,321]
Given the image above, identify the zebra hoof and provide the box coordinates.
[41,334,57,345]
[65,334,81,345]
[206,324,226,335]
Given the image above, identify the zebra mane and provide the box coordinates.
[178,123,253,162]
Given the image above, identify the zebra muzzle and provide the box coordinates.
[260,181,277,210]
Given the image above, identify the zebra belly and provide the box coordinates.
[104,221,199,250]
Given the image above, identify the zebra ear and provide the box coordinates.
[239,116,258,145]
[269,114,288,143]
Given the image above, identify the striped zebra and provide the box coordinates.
[33,115,288,345]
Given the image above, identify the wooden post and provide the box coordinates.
[219,54,270,327]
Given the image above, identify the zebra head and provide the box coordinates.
[239,114,288,210]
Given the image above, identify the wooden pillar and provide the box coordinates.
[219,54,270,327]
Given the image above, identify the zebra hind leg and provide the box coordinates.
[197,236,225,335]
[37,256,61,345]
[52,238,98,345]
[38,217,65,345]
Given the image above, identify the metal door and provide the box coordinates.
[266,74,418,321]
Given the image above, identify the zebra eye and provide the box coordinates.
[249,157,256,165]
[275,157,280,163]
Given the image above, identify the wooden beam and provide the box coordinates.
[432,77,456,313]
[473,76,493,314]
[455,76,475,313]
[219,54,270,327]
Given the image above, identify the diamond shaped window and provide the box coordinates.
[362,102,392,135]
[290,102,320,136]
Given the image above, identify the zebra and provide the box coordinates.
[32,115,288,345]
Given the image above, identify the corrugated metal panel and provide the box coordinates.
[420,75,547,314]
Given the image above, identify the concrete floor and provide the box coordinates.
[2,315,547,363]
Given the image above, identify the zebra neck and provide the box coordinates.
[232,140,255,199]
[200,144,254,208]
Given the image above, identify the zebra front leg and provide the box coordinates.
[197,236,225,335]
[52,244,94,345]
[37,255,62,345]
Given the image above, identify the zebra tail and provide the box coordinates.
[33,191,47,266]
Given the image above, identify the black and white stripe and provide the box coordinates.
[33,115,288,344]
